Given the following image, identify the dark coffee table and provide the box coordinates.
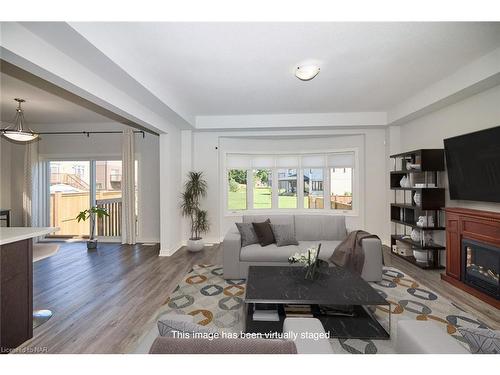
[244,265,390,340]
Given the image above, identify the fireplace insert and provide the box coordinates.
[461,238,499,300]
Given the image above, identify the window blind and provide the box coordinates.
[301,154,326,167]
[226,152,354,168]
[327,152,354,168]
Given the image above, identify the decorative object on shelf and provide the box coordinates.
[399,175,411,188]
[417,215,434,227]
[181,171,210,252]
[415,183,436,188]
[76,206,109,250]
[396,241,413,256]
[423,231,434,246]
[410,228,421,242]
[0,98,39,142]
[288,243,326,280]
[391,245,398,253]
[406,162,421,170]
[413,250,433,264]
[413,192,421,205]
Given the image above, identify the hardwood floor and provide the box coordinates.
[17,242,498,353]
[19,241,221,354]
[383,247,500,329]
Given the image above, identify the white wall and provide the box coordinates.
[191,128,389,244]
[2,122,161,241]
[159,128,183,255]
[396,83,500,213]
[0,138,12,209]
[0,137,25,226]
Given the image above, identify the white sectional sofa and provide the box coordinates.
[223,214,383,282]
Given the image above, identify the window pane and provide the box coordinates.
[253,169,272,209]
[304,169,324,209]
[330,168,353,210]
[228,169,247,210]
[278,169,297,208]
[96,161,123,237]
[49,161,90,237]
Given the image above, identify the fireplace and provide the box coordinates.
[461,239,499,300]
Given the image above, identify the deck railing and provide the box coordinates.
[96,198,122,237]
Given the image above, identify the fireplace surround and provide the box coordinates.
[442,207,500,308]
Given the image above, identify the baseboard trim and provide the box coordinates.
[137,238,160,244]
[159,242,183,257]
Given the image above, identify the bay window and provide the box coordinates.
[225,151,355,213]
[253,169,272,209]
[303,168,324,209]
[277,169,297,208]
[227,169,247,210]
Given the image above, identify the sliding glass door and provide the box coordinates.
[48,159,135,240]
[49,161,91,237]
[95,161,123,237]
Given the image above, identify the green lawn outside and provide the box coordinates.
[228,186,298,210]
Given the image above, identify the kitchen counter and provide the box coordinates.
[0,227,58,245]
[0,226,58,352]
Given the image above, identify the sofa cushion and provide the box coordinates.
[240,240,341,262]
[235,222,260,247]
[252,220,275,246]
[294,215,346,241]
[271,224,299,247]
[243,215,295,233]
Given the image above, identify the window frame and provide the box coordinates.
[222,149,359,217]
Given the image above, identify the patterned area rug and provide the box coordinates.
[139,264,493,354]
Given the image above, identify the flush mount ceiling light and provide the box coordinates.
[295,64,320,81]
[1,98,39,142]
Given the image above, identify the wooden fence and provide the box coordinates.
[307,195,352,210]
[50,191,122,237]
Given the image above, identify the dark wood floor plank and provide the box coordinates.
[18,242,221,353]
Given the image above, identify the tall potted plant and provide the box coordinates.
[76,206,109,250]
[181,171,210,252]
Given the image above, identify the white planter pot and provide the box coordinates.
[187,238,205,252]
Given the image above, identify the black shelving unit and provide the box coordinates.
[389,149,446,269]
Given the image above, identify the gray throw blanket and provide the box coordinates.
[330,230,380,275]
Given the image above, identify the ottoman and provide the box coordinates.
[396,320,469,354]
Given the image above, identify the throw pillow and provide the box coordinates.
[458,327,500,354]
[252,219,275,246]
[158,318,219,338]
[271,224,298,247]
[235,222,259,247]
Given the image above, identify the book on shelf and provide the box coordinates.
[284,304,314,317]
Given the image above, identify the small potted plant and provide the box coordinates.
[288,244,325,280]
[76,206,109,250]
[180,171,210,252]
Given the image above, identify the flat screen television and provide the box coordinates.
[444,125,500,203]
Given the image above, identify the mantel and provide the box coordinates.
[443,207,500,222]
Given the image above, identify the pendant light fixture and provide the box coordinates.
[1,98,39,142]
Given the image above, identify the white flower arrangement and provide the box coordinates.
[288,246,318,266]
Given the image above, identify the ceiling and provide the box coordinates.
[0,61,143,127]
[0,72,113,125]
[1,22,499,130]
[71,22,500,119]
